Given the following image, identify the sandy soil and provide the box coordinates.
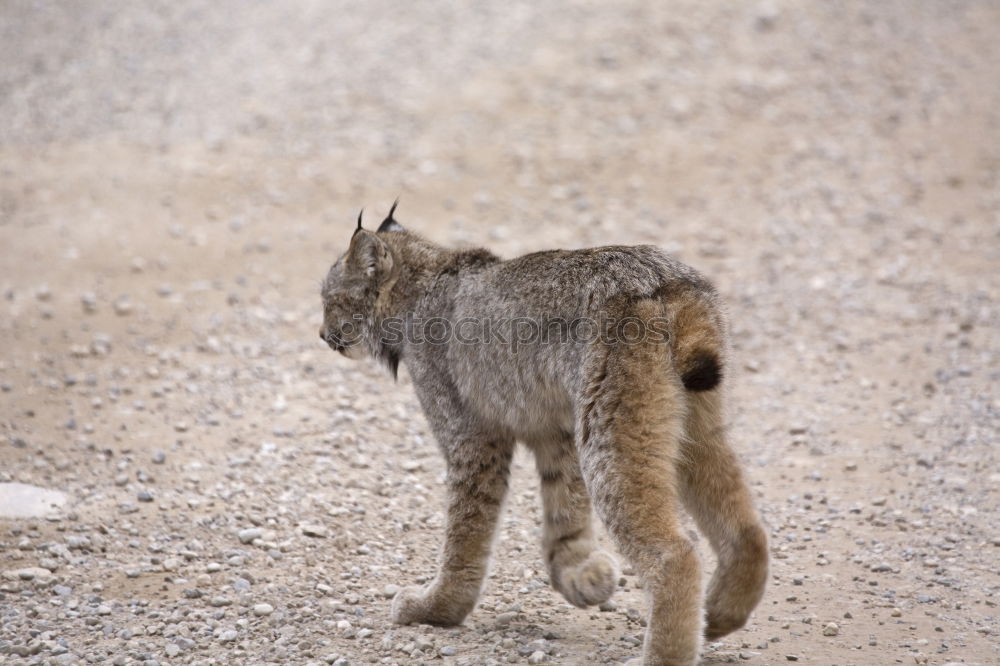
[1,1,998,664]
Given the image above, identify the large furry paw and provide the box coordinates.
[390,585,469,627]
[556,550,618,608]
[703,525,769,640]
[389,586,425,625]
[704,605,751,640]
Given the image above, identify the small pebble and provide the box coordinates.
[301,524,328,538]
[238,527,262,544]
[495,611,516,627]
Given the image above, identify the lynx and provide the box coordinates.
[319,203,768,666]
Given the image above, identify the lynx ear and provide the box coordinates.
[377,198,405,232]
[348,229,393,281]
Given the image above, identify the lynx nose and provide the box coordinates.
[319,329,327,342]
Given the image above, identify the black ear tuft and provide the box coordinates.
[354,208,364,236]
[377,197,405,232]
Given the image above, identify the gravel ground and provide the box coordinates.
[1,1,999,664]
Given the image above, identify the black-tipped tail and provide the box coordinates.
[681,350,722,391]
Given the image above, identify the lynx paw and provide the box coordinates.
[704,607,750,640]
[704,524,769,639]
[390,586,424,625]
[557,550,618,608]
[390,585,469,627]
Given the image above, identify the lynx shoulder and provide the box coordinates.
[320,204,768,666]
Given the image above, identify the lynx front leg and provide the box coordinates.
[391,436,514,626]
[532,434,618,608]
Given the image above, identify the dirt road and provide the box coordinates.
[1,1,998,664]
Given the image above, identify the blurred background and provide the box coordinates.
[1,1,998,664]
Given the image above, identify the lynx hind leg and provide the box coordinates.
[579,340,703,666]
[532,435,618,608]
[680,389,769,640]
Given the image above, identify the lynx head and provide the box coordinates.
[319,203,402,360]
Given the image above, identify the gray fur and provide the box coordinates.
[320,215,768,666]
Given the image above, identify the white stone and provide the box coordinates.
[238,527,262,544]
[301,524,328,538]
[0,483,69,519]
[3,567,54,582]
